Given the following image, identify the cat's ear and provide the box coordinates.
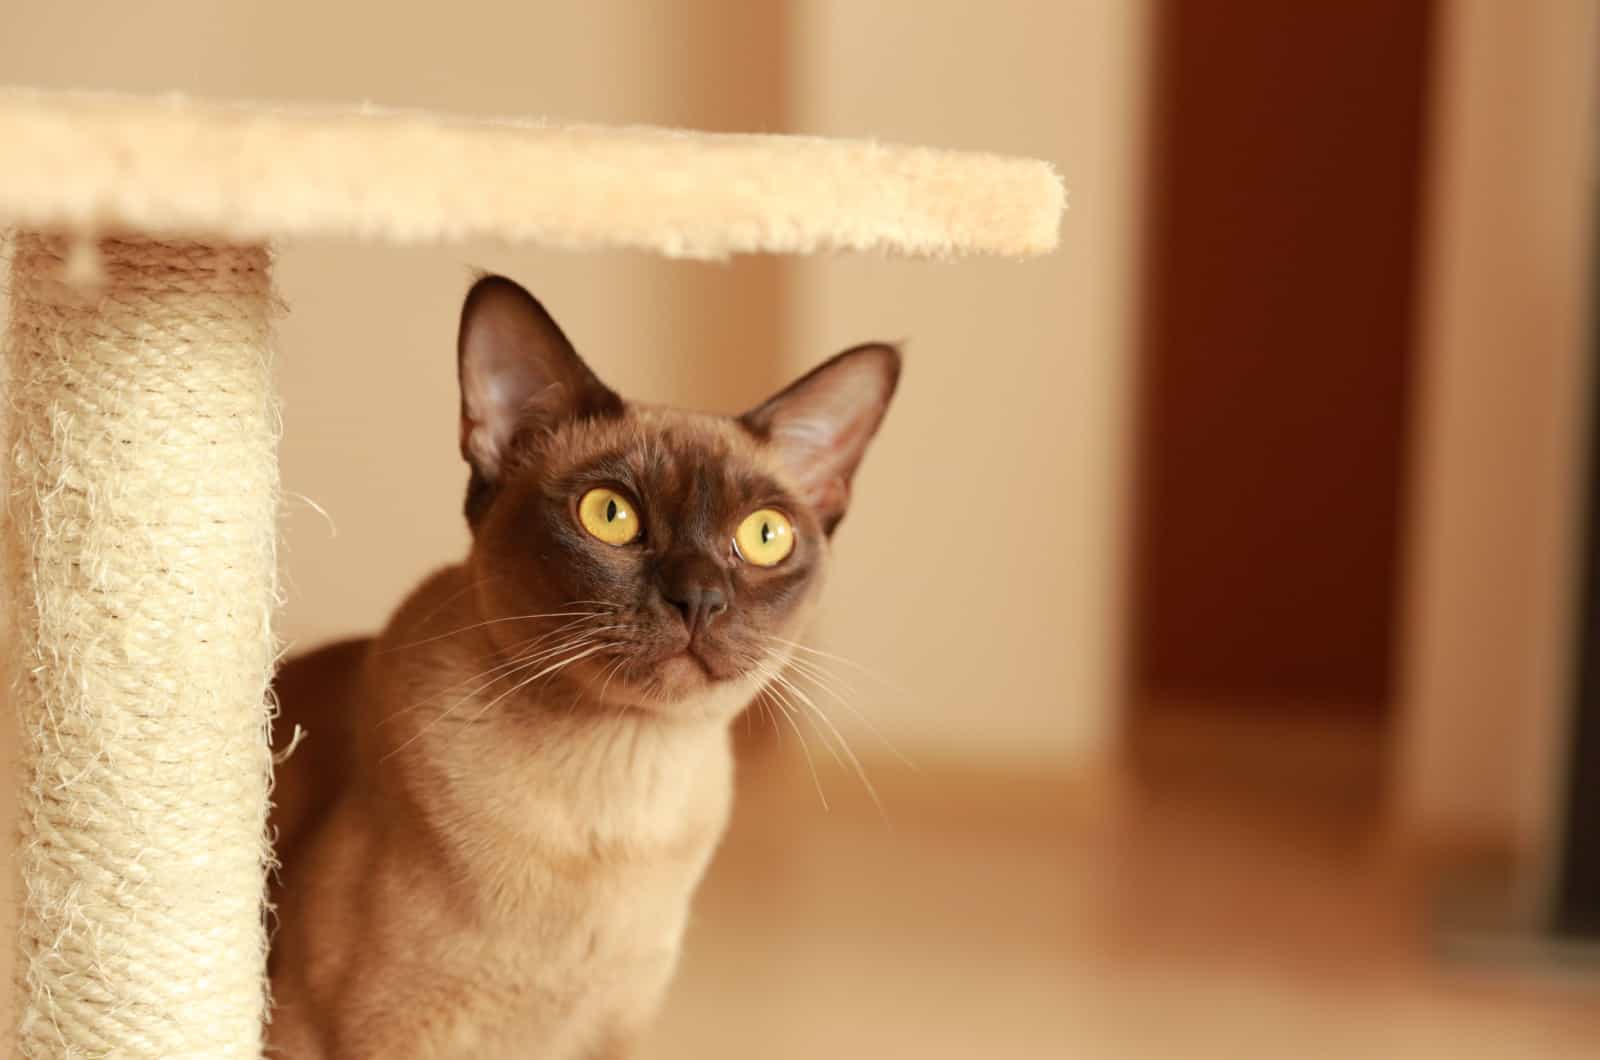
[740,343,901,533]
[457,275,622,492]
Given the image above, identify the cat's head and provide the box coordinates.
[455,275,898,722]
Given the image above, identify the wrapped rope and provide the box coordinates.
[4,233,278,1057]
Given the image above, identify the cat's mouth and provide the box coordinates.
[681,648,718,678]
[667,642,741,684]
[549,624,756,710]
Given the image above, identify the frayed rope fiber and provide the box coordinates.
[5,234,279,1057]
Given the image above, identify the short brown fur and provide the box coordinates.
[266,276,897,1058]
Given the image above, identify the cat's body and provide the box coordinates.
[268,568,735,1059]
[266,276,897,1059]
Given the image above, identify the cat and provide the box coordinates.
[265,274,899,1059]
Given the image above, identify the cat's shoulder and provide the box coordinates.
[272,637,373,766]
[274,636,373,703]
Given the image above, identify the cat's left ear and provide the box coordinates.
[457,276,622,515]
[740,343,901,534]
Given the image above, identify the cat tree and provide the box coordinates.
[0,88,1062,1058]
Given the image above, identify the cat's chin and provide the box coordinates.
[593,652,765,725]
[672,645,744,682]
[656,670,766,725]
[641,651,740,704]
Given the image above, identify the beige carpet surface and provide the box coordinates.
[0,88,1063,259]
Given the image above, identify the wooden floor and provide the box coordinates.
[647,727,1600,1059]
[0,706,1593,1056]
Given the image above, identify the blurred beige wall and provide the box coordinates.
[2,1,1142,776]
[12,0,1599,1038]
[1,4,1146,1016]
[1396,0,1600,852]
[788,1,1147,768]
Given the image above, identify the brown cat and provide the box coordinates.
[265,275,898,1058]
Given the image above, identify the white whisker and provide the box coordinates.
[388,572,506,638]
[756,681,828,812]
[378,624,626,759]
[767,666,886,821]
[766,671,847,771]
[381,609,608,653]
[767,635,911,698]
[780,652,918,772]
[379,619,615,725]
[458,642,612,729]
[598,655,630,708]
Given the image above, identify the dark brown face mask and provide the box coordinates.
[454,274,900,718]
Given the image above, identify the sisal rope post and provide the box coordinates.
[4,234,279,1057]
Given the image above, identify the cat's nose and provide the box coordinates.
[658,556,729,636]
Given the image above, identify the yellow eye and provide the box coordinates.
[734,508,796,567]
[578,488,641,546]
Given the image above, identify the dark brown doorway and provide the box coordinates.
[1129,2,1435,764]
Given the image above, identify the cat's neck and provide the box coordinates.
[361,564,735,890]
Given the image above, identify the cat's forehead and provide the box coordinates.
[540,406,788,500]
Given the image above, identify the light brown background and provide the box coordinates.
[0,0,1143,1027]
[1,0,1596,1045]
[0,0,1140,769]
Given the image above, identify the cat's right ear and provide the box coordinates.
[457,276,622,514]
